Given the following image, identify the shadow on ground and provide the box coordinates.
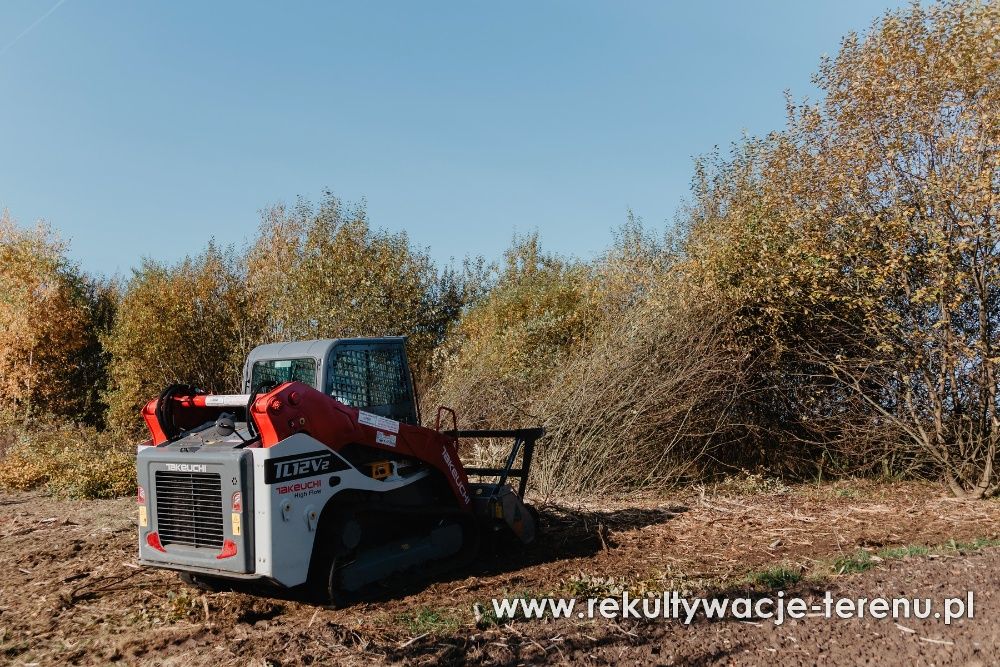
[194,503,689,607]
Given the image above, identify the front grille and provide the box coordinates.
[154,471,224,549]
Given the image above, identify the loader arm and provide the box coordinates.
[249,382,474,510]
[146,381,475,511]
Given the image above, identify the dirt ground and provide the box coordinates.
[2,480,1000,665]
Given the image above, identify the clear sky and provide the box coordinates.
[0,0,905,276]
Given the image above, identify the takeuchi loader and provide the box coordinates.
[135,337,542,602]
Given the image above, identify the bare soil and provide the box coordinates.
[1,480,999,665]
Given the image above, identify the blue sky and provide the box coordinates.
[0,1,905,276]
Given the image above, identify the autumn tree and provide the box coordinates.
[810,0,1000,496]
[103,244,250,434]
[682,0,1000,494]
[0,212,109,425]
[246,193,460,376]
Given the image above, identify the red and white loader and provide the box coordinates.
[136,337,541,602]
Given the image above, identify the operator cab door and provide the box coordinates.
[325,340,418,425]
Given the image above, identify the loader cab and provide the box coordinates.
[243,337,419,425]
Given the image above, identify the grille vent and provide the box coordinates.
[154,471,224,549]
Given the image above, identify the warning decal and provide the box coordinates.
[358,411,400,434]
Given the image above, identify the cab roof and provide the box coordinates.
[246,337,407,362]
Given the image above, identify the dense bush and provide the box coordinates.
[0,421,134,498]
[679,0,1000,495]
[428,233,599,429]
[527,297,748,497]
[428,226,759,497]
[103,245,250,435]
[247,194,463,377]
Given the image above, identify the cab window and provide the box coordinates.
[366,347,408,407]
[327,345,410,411]
[327,348,368,406]
[251,358,317,390]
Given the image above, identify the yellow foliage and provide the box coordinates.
[0,212,107,424]
[102,244,251,435]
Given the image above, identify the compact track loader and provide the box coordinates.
[135,338,542,602]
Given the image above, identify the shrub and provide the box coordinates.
[247,193,461,378]
[430,230,751,498]
[426,235,598,491]
[0,422,135,499]
[746,566,802,589]
[833,550,876,575]
[429,233,598,426]
[527,297,746,497]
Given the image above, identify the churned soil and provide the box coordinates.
[1,480,999,665]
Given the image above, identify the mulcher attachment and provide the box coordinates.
[448,427,544,544]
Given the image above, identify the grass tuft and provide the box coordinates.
[746,566,802,589]
[398,608,461,636]
[831,538,1000,576]
[947,537,1000,553]
[878,544,930,559]
[833,549,876,574]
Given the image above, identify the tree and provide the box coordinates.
[246,193,459,377]
[807,0,1000,496]
[682,0,1000,495]
[103,244,249,434]
[0,212,107,425]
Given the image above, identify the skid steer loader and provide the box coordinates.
[135,337,542,602]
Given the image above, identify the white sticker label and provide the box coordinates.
[205,394,252,407]
[358,411,400,434]
[375,431,397,447]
